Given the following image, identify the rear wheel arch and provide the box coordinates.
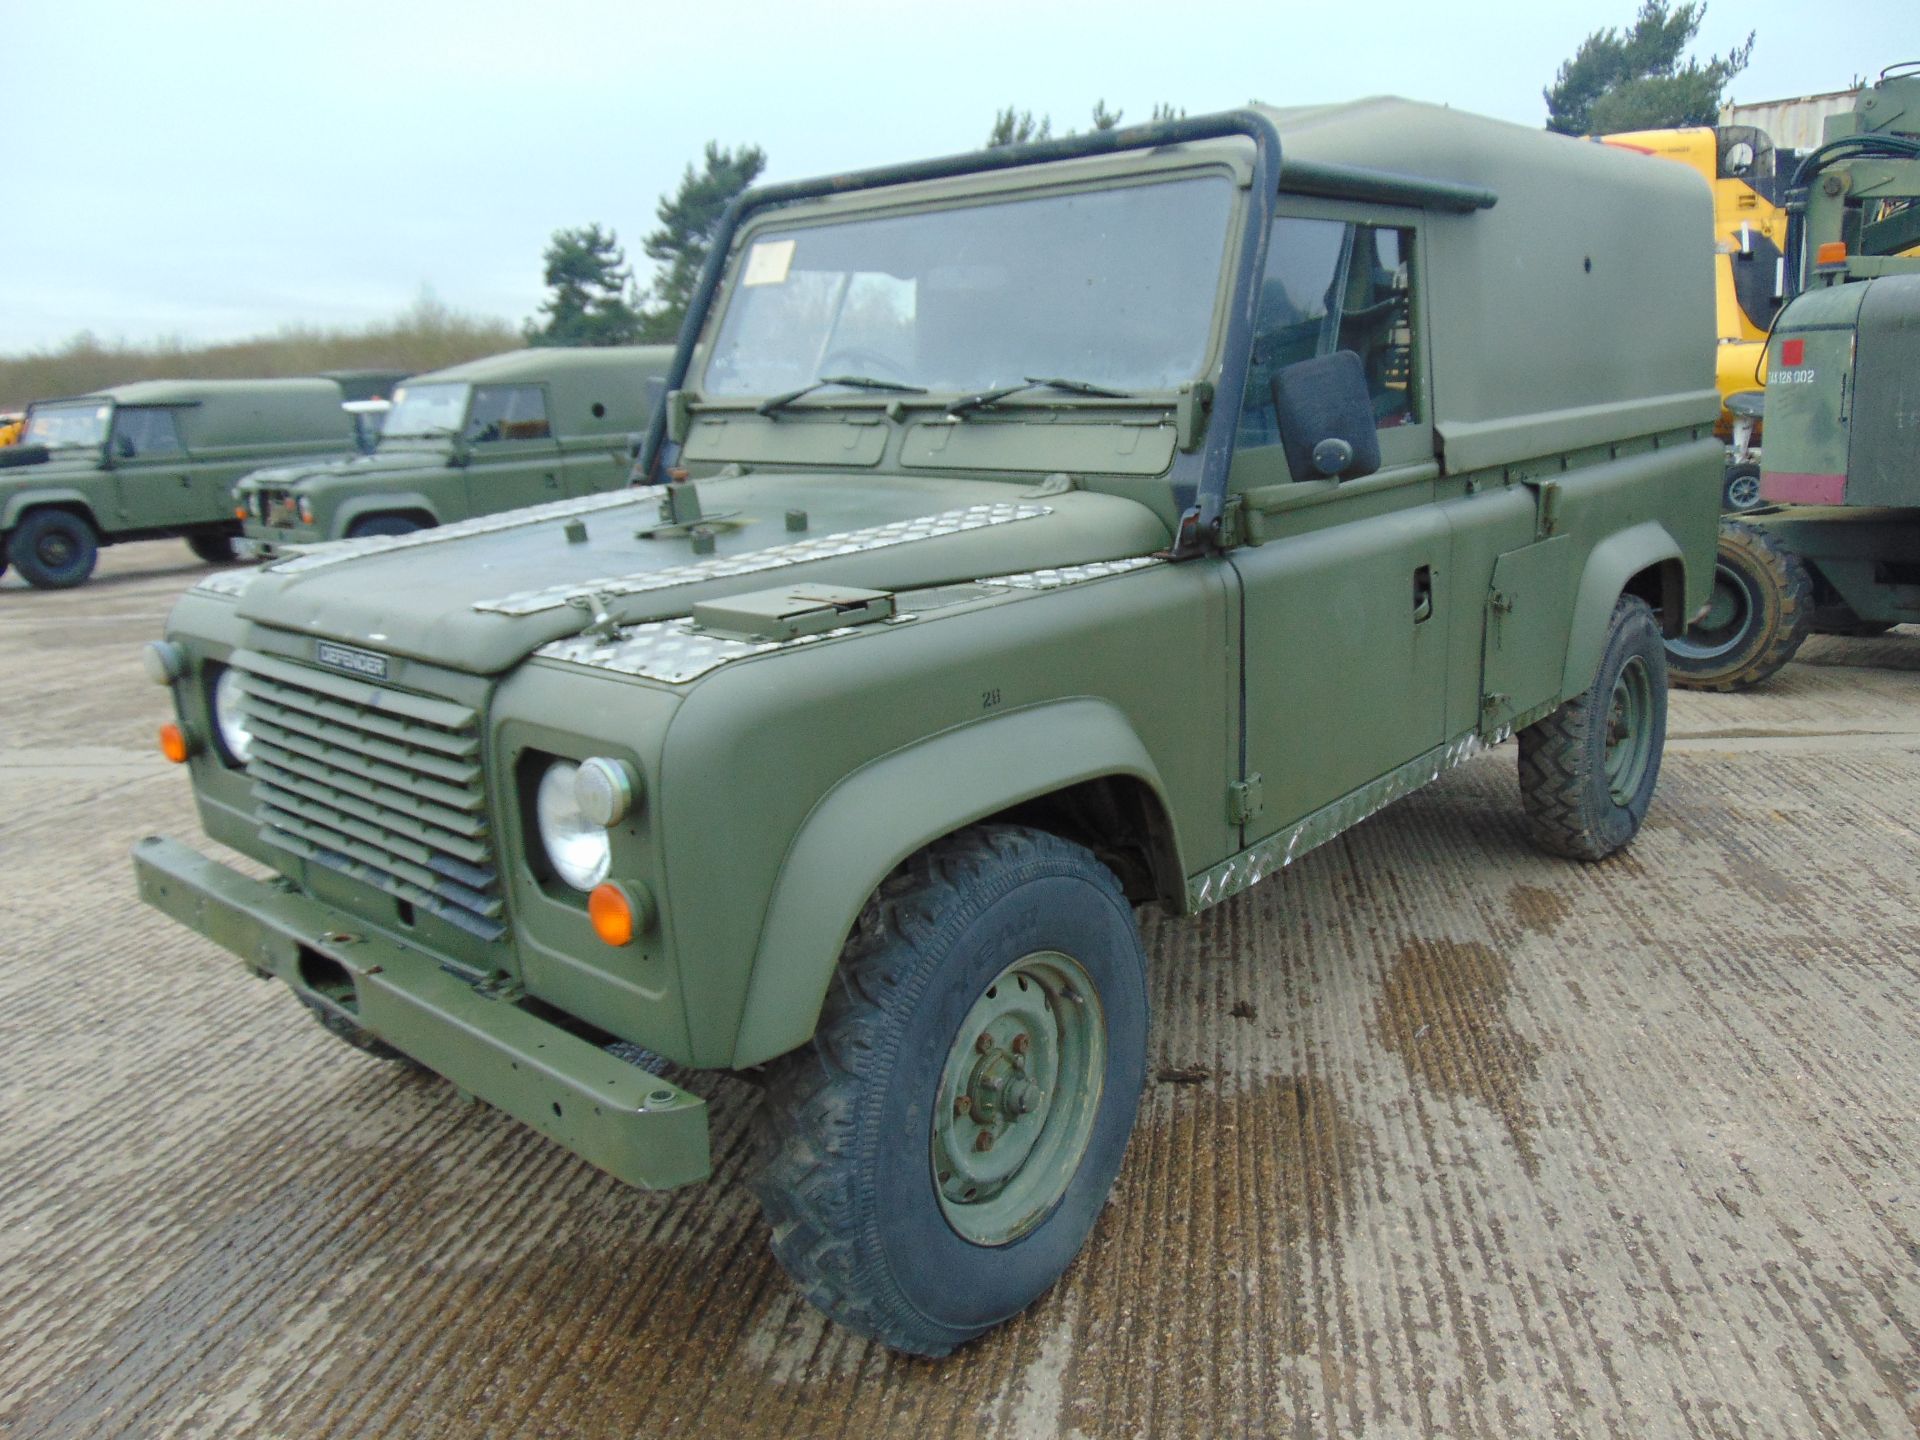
[728,700,1181,1068]
[1559,521,1686,697]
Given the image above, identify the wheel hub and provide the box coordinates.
[1603,654,1654,804]
[931,950,1106,1246]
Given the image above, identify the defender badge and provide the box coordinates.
[315,641,390,681]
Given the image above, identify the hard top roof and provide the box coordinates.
[408,346,675,387]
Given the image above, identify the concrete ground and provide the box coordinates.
[2,540,1917,1440]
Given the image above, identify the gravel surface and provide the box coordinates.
[3,542,1917,1439]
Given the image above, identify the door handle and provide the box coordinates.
[1413,565,1433,623]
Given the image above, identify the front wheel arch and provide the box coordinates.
[728,700,1179,1069]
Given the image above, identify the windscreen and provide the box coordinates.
[381,383,470,438]
[702,173,1237,399]
[24,401,112,449]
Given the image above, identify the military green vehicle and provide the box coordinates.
[1,379,360,588]
[235,347,671,551]
[134,101,1718,1355]
[1668,66,1920,689]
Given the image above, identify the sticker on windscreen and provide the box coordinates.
[742,238,795,287]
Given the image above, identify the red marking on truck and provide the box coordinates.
[1761,471,1845,504]
[1780,338,1805,366]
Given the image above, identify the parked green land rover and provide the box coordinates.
[235,346,671,551]
[2,378,359,588]
[136,101,1719,1355]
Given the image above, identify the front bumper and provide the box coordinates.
[132,835,710,1190]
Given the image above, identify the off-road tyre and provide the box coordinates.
[346,514,425,539]
[1721,461,1763,513]
[1664,520,1812,691]
[751,824,1149,1357]
[297,994,424,1069]
[186,529,244,564]
[1520,596,1668,862]
[8,508,99,589]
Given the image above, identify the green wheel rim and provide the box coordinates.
[1603,654,1654,805]
[930,950,1107,1247]
[39,532,75,568]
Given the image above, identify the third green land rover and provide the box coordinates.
[137,100,1719,1355]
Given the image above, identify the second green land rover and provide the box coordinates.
[236,346,671,551]
[137,101,1718,1356]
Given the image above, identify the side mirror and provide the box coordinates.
[114,434,137,460]
[1271,351,1381,483]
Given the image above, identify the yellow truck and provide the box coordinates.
[1601,125,1787,509]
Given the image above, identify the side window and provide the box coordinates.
[1238,218,1418,453]
[111,407,184,460]
[466,386,551,443]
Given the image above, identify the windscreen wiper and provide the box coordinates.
[756,374,928,417]
[947,375,1134,418]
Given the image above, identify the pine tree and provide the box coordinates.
[1544,1,1754,135]
[639,142,768,343]
[987,107,1053,148]
[524,225,645,346]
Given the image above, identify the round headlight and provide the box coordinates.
[212,667,253,765]
[536,760,611,891]
[574,757,639,827]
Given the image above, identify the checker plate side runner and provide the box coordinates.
[136,100,1719,1356]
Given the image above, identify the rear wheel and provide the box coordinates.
[9,509,99,589]
[346,514,424,540]
[1520,596,1667,861]
[1664,520,1812,691]
[751,825,1149,1356]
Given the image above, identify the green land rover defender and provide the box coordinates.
[136,100,1719,1355]
[235,346,671,551]
[1,378,359,588]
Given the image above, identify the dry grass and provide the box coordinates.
[0,296,520,410]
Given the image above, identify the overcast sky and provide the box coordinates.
[1,0,1905,354]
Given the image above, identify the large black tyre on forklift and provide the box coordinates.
[1519,596,1668,861]
[1663,519,1813,691]
[751,824,1149,1357]
[8,508,100,589]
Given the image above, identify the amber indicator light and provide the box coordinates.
[589,883,635,946]
[159,723,191,763]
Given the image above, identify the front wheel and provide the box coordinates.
[186,529,244,564]
[8,509,99,589]
[346,514,424,540]
[751,825,1149,1356]
[1664,519,1812,691]
[1519,595,1668,862]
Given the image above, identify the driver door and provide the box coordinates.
[1228,207,1451,844]
[461,384,561,514]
